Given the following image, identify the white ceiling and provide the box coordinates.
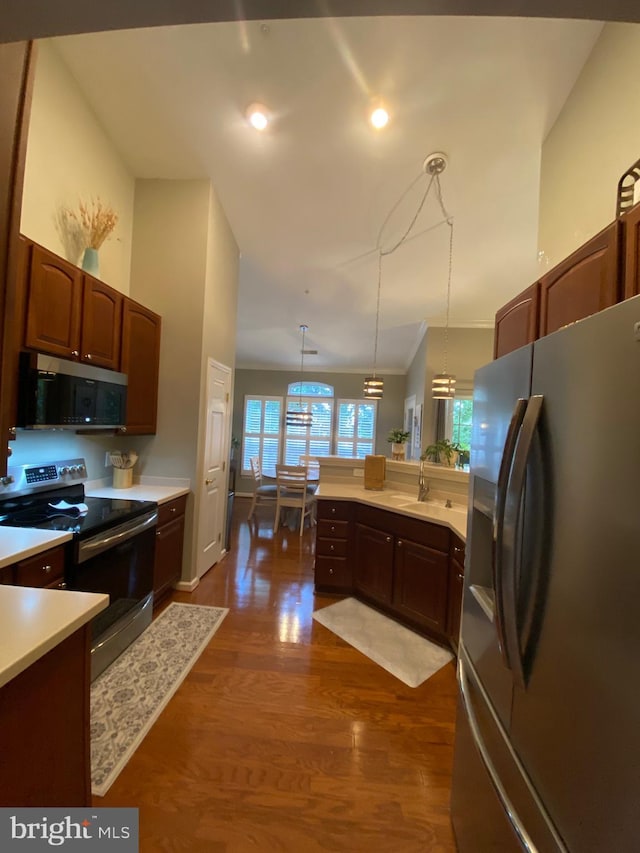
[52,15,604,372]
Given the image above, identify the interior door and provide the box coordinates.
[197,358,231,579]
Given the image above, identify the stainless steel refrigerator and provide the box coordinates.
[450,293,640,852]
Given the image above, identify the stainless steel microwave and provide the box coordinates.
[17,352,128,430]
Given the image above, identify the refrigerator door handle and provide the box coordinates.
[502,394,544,688]
[494,397,528,664]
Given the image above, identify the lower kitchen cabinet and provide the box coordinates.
[153,495,187,604]
[0,624,92,806]
[447,535,466,650]
[392,537,449,636]
[4,544,67,589]
[354,523,394,606]
[314,500,354,593]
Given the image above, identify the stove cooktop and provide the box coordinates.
[0,486,157,538]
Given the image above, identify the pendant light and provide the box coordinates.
[427,154,456,400]
[286,324,313,427]
[363,249,384,399]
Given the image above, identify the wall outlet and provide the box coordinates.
[353,469,364,478]
[105,451,112,468]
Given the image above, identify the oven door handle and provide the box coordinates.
[77,509,157,563]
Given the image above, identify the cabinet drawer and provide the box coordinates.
[317,500,353,522]
[15,546,65,588]
[316,537,349,558]
[315,556,352,590]
[158,494,187,526]
[317,519,350,539]
[0,564,15,584]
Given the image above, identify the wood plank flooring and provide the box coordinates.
[96,497,458,852]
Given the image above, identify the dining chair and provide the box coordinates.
[298,454,320,486]
[247,456,278,520]
[274,463,318,536]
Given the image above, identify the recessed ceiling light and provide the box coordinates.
[370,106,389,129]
[246,103,269,131]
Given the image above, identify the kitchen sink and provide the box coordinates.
[399,499,467,514]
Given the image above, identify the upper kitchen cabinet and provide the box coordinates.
[120,298,161,435]
[493,282,540,359]
[24,243,82,359]
[622,202,640,299]
[23,241,123,369]
[539,221,621,336]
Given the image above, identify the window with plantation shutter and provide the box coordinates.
[242,396,282,475]
[285,383,334,462]
[335,399,377,458]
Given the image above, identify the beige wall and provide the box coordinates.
[20,40,134,293]
[128,179,239,582]
[539,23,640,267]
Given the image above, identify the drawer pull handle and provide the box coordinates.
[57,581,67,590]
[331,508,336,514]
[330,525,335,532]
[329,545,334,551]
[169,507,176,513]
[329,568,334,575]
[43,564,52,573]
[386,536,391,543]
[458,573,464,581]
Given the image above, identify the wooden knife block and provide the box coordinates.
[364,455,386,490]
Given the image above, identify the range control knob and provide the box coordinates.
[77,464,86,474]
[59,467,70,476]
[69,466,79,474]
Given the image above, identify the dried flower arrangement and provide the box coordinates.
[63,198,118,250]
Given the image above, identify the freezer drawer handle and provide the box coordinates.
[457,648,567,853]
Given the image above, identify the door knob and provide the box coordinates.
[205,478,213,485]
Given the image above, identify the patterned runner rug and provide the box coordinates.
[91,602,228,796]
[313,597,452,688]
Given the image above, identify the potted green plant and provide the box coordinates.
[387,428,410,460]
[422,439,461,466]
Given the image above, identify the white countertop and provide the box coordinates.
[85,483,190,504]
[315,482,469,540]
[0,585,108,688]
[0,528,73,570]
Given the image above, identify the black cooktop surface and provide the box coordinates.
[0,484,156,538]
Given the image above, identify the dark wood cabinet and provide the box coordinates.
[354,523,394,606]
[154,495,187,604]
[447,536,466,650]
[493,281,540,358]
[80,274,123,369]
[392,537,449,636]
[315,501,354,593]
[623,202,640,299]
[0,624,92,806]
[24,243,83,358]
[13,545,66,589]
[120,297,161,435]
[539,221,621,337]
[24,242,123,369]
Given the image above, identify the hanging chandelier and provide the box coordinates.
[363,249,384,399]
[286,324,313,427]
[426,154,456,400]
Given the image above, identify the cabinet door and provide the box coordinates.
[540,221,621,336]
[354,523,394,605]
[120,298,161,435]
[622,202,640,299]
[447,559,465,649]
[80,275,122,369]
[25,244,82,358]
[493,281,540,359]
[154,513,185,602]
[392,537,449,636]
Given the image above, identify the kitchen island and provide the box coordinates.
[0,579,108,806]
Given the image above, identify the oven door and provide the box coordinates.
[73,509,157,679]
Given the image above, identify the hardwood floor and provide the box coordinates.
[97,497,459,852]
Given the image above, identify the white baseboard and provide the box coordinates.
[175,578,200,593]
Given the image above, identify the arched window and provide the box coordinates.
[285,383,334,463]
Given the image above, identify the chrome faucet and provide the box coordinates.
[417,460,430,502]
